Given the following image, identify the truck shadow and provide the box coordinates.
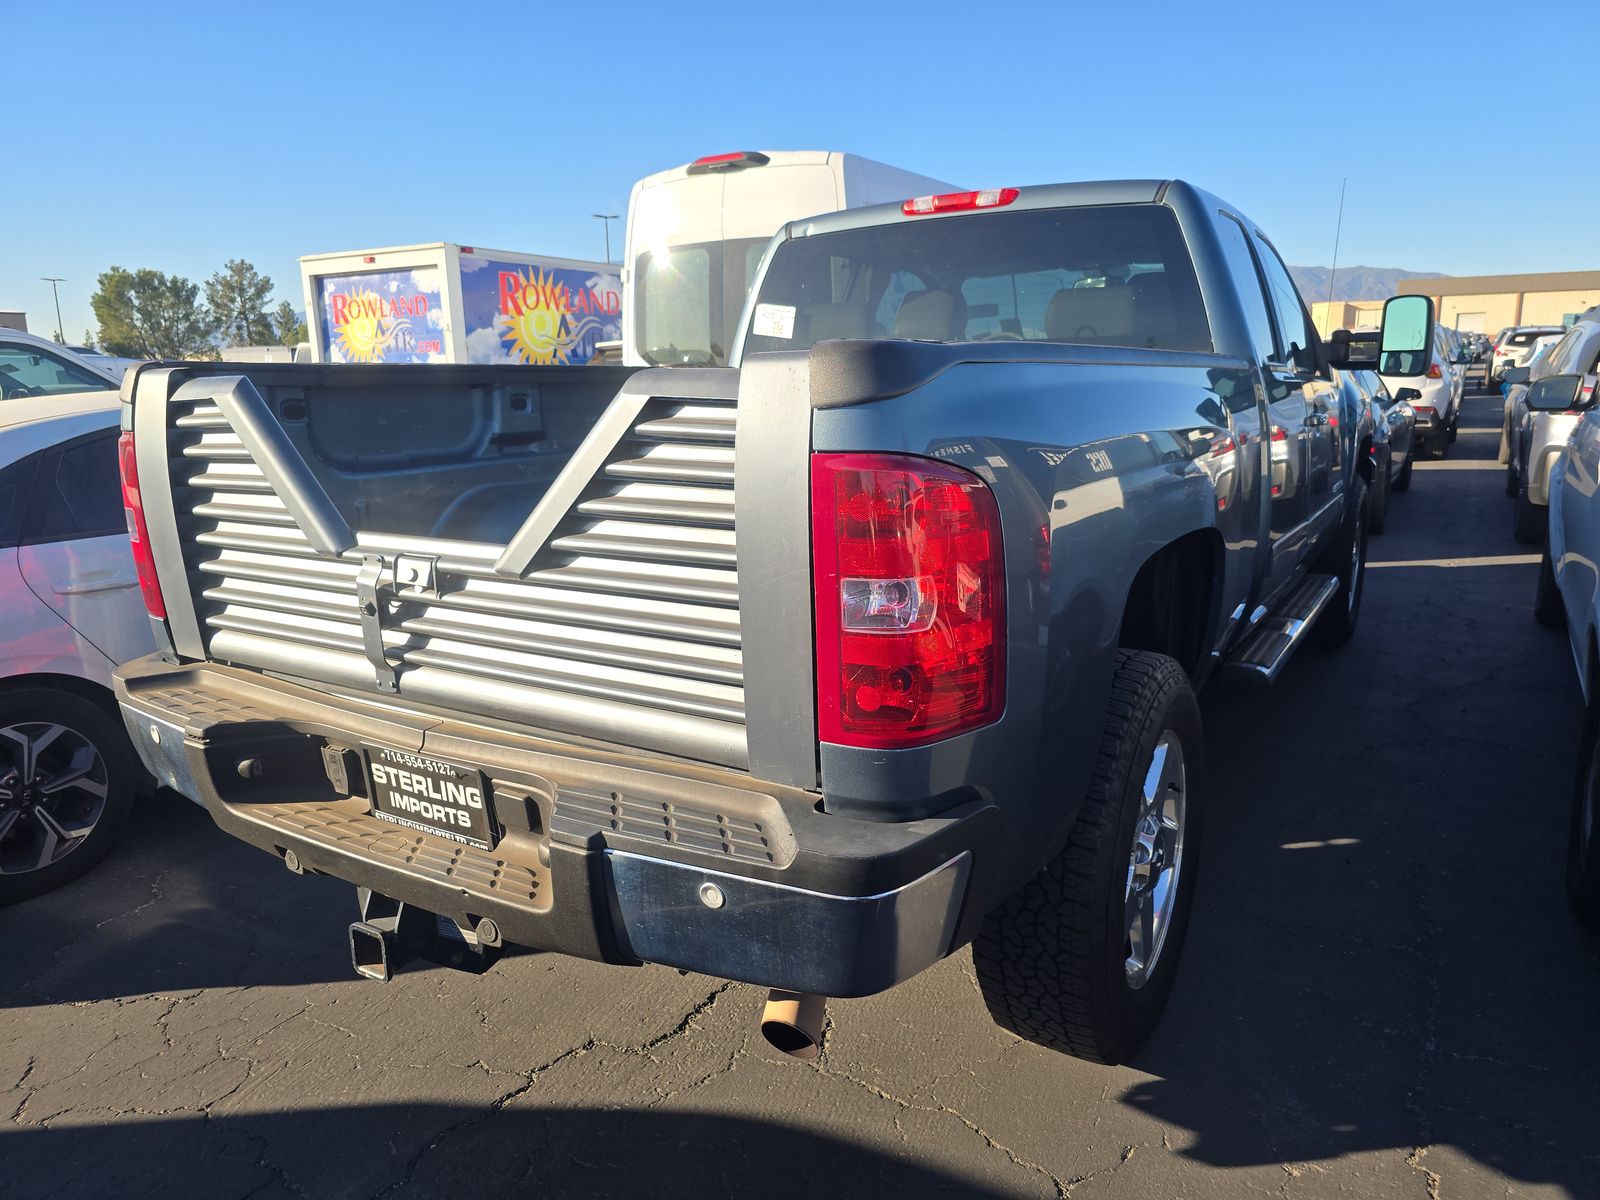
[2,789,357,1005]
[0,1105,1016,1199]
[1123,552,1600,1193]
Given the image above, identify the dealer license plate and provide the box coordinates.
[364,745,494,850]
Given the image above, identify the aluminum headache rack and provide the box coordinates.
[147,369,752,768]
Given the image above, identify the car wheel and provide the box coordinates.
[1535,540,1564,628]
[1506,461,1520,498]
[1567,708,1600,928]
[1392,449,1414,494]
[974,650,1202,1064]
[1367,459,1389,535]
[1513,479,1545,545]
[1311,474,1369,648]
[0,689,138,906]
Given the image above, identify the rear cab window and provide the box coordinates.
[741,204,1212,356]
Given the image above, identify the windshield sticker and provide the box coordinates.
[752,303,796,340]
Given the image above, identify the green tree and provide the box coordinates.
[91,267,216,359]
[272,298,308,346]
[205,259,275,346]
[80,329,96,351]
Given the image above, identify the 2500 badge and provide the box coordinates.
[365,746,494,849]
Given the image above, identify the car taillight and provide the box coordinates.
[901,188,1019,216]
[1412,405,1436,417]
[1270,425,1288,442]
[811,453,1005,748]
[1427,363,1443,379]
[117,430,166,620]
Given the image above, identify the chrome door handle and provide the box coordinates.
[54,575,137,596]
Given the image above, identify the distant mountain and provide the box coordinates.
[1289,266,1447,304]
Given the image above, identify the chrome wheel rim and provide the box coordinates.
[0,723,109,876]
[1125,731,1187,990]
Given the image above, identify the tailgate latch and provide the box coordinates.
[356,555,398,693]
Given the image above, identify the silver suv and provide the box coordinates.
[1490,325,1568,387]
[1504,313,1600,543]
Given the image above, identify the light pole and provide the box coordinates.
[592,213,620,264]
[41,277,66,343]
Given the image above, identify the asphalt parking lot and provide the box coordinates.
[3,381,1598,1200]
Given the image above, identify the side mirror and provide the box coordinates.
[1378,295,1435,377]
[1394,387,1422,405]
[1326,328,1379,369]
[1502,366,1531,386]
[1525,374,1584,413]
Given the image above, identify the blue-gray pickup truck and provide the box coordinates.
[112,180,1434,1063]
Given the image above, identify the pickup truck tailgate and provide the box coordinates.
[135,364,750,767]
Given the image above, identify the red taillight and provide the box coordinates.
[1412,405,1436,417]
[1426,363,1443,379]
[811,453,1005,748]
[117,431,166,620]
[687,151,770,174]
[901,188,1019,216]
[1270,425,1288,442]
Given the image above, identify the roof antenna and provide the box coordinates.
[1326,177,1348,316]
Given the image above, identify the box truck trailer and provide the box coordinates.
[621,151,955,367]
[300,243,621,366]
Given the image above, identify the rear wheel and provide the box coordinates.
[1429,432,1450,461]
[1392,449,1414,494]
[0,690,137,906]
[1311,474,1369,648]
[1513,477,1545,545]
[1367,458,1390,535]
[1567,709,1600,928]
[1535,541,1564,628]
[974,651,1202,1064]
[1505,461,1519,498]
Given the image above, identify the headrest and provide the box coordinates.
[894,290,967,342]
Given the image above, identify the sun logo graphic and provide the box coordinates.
[496,268,609,365]
[330,288,410,363]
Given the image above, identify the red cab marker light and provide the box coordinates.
[902,188,1020,216]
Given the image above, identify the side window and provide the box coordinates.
[1253,236,1318,372]
[0,455,39,549]
[1214,215,1277,364]
[1542,328,1585,376]
[24,433,125,543]
[0,343,113,398]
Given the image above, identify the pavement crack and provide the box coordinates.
[1406,1146,1443,1200]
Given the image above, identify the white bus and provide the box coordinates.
[622,151,955,367]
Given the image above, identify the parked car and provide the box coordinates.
[0,395,154,903]
[112,179,1435,1065]
[1353,368,1417,532]
[1489,324,1567,388]
[1533,372,1600,924]
[0,329,122,401]
[1503,316,1600,541]
[1381,322,1462,459]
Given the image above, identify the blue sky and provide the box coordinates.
[7,0,1594,340]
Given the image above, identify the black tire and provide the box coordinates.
[1310,474,1369,648]
[1567,707,1600,928]
[1429,432,1449,461]
[973,651,1203,1064]
[1505,461,1519,498]
[0,689,138,906]
[1513,479,1545,545]
[1367,458,1390,535]
[1448,416,1459,445]
[1392,448,1414,494]
[1535,540,1564,628]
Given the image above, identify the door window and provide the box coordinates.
[0,342,113,398]
[25,433,125,543]
[1214,215,1277,364]
[1253,236,1318,372]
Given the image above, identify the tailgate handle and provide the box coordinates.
[356,555,398,693]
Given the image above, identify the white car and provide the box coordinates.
[0,393,154,903]
[1502,325,1595,542]
[0,328,125,401]
[1381,323,1464,459]
[1490,324,1567,388]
